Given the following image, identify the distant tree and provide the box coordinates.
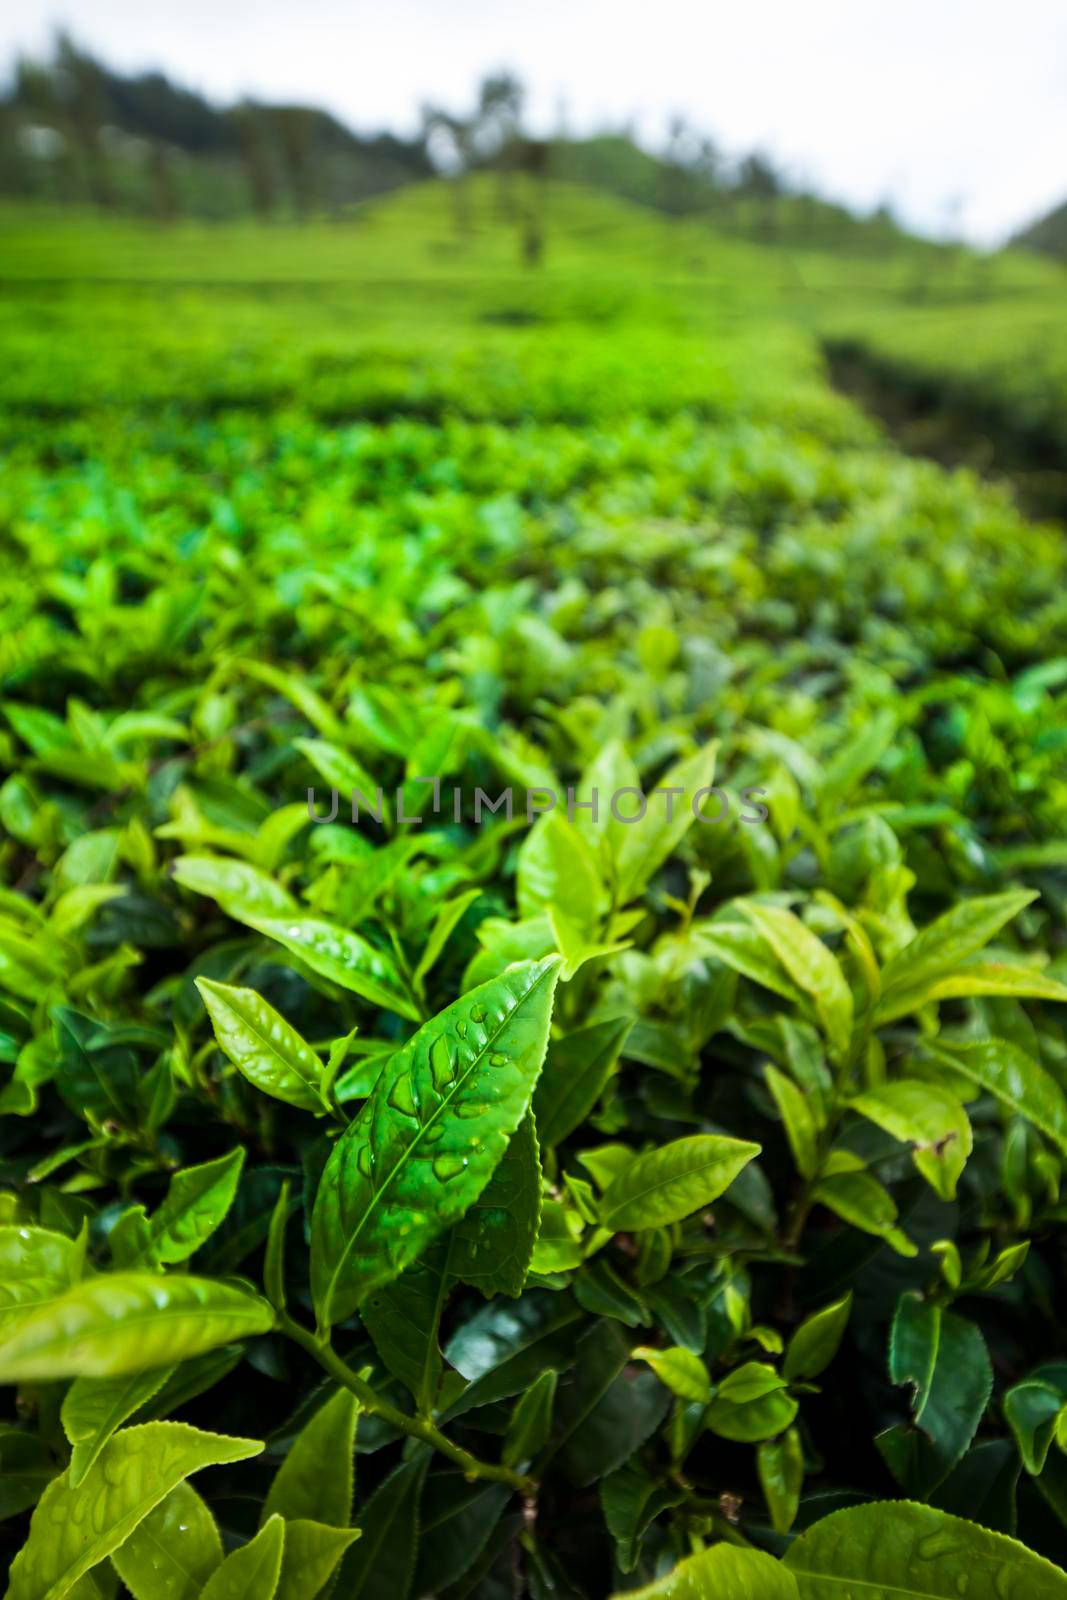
[270,107,318,219]
[477,72,524,218]
[230,104,277,220]
[736,151,782,241]
[146,139,178,222]
[53,33,115,207]
[517,137,549,266]
[421,103,476,236]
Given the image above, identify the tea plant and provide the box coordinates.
[2,183,1067,1598]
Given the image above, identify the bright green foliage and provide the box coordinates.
[196,980,326,1111]
[310,958,560,1325]
[199,1516,285,1600]
[783,1294,852,1382]
[110,1482,223,1600]
[784,1501,1067,1596]
[618,1542,799,1598]
[598,1136,760,1231]
[5,1423,261,1600]
[2,179,1067,1594]
[632,1346,711,1404]
[62,1368,176,1487]
[0,1225,83,1324]
[0,1274,274,1380]
[275,1522,360,1600]
[115,1148,245,1268]
[261,1388,357,1528]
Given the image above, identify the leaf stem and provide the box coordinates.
[278,1312,535,1495]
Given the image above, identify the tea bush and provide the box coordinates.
[2,186,1067,1599]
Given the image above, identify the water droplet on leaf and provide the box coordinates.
[430,1035,453,1090]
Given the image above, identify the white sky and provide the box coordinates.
[4,0,1066,245]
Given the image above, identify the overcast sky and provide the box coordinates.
[5,0,1066,244]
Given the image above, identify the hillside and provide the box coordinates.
[5,163,1067,1595]
[1013,194,1067,262]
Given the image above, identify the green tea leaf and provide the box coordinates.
[783,1293,852,1382]
[413,887,483,990]
[196,979,325,1111]
[310,956,561,1326]
[705,1361,798,1442]
[262,1387,358,1528]
[886,1293,993,1492]
[814,1154,917,1256]
[600,1462,686,1576]
[0,1224,83,1326]
[759,1426,805,1534]
[743,901,853,1061]
[242,915,419,1021]
[632,1345,711,1403]
[517,811,607,934]
[5,1422,262,1600]
[171,855,297,919]
[110,1481,222,1600]
[275,1521,360,1600]
[335,1451,429,1600]
[199,1515,285,1600]
[927,1038,1067,1154]
[120,1149,245,1269]
[851,1080,972,1200]
[0,1273,273,1380]
[62,1368,176,1487]
[441,1291,583,1422]
[533,1016,632,1149]
[451,1108,542,1297]
[598,1135,760,1232]
[615,1542,798,1599]
[614,741,719,903]
[784,1500,1067,1597]
[1005,1369,1067,1475]
[765,1064,820,1180]
[411,1475,511,1594]
[880,890,1037,998]
[502,1368,557,1467]
[360,1237,453,1413]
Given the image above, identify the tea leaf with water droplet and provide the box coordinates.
[784,1499,1067,1597]
[239,915,420,1021]
[196,978,326,1112]
[310,956,561,1326]
[110,1480,223,1600]
[451,1108,542,1298]
[5,1422,262,1600]
[61,1366,176,1488]
[0,1224,84,1328]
